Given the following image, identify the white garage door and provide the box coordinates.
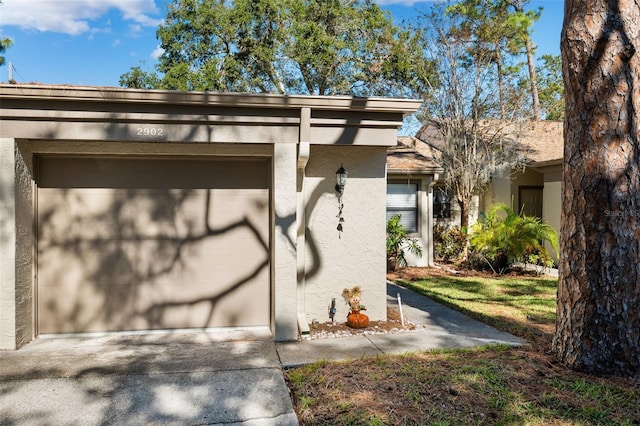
[37,156,270,334]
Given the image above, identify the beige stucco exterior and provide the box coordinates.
[0,84,421,349]
[540,164,563,260]
[304,145,388,322]
[480,162,562,261]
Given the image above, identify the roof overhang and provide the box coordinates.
[387,168,443,175]
[0,84,423,146]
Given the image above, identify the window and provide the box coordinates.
[433,186,452,219]
[386,182,419,233]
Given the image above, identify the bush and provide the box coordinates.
[386,214,423,271]
[469,204,558,273]
[433,224,467,262]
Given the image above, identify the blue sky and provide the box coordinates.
[0,0,564,88]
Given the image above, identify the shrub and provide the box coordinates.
[433,224,467,262]
[469,204,558,273]
[386,214,423,271]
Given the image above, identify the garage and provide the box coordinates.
[2,84,422,348]
[36,156,271,334]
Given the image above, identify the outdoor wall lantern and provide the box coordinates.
[335,164,347,237]
[335,164,348,193]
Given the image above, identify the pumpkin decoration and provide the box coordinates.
[346,311,369,329]
[341,285,369,329]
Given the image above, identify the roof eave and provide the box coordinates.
[0,83,423,114]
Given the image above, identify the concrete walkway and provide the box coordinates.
[276,282,524,368]
[0,283,523,425]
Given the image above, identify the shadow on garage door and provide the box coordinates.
[36,156,271,334]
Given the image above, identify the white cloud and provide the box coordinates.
[0,0,162,35]
[129,24,142,35]
[112,39,120,47]
[151,45,164,60]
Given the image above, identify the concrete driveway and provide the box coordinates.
[0,328,298,425]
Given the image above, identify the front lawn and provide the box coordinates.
[285,269,640,425]
[398,271,557,346]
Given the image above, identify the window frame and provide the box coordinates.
[386,180,421,235]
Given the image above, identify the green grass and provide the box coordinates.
[286,273,640,425]
[397,275,558,344]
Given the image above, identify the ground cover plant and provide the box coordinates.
[285,268,639,425]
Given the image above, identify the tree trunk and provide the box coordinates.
[459,198,469,231]
[510,0,541,120]
[552,0,640,376]
[524,36,540,120]
[459,198,470,260]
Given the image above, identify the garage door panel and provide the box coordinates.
[38,234,269,288]
[136,268,271,329]
[38,188,269,241]
[39,157,269,190]
[37,157,271,334]
[38,266,270,334]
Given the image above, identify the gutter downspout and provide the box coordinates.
[296,108,311,337]
[427,172,440,267]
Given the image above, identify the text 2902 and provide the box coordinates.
[136,127,164,136]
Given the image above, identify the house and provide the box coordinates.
[411,121,564,261]
[482,121,563,258]
[386,136,443,267]
[0,83,421,350]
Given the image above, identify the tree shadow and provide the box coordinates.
[0,330,294,425]
[36,156,271,334]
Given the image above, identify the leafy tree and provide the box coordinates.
[0,37,11,67]
[120,0,433,96]
[415,8,528,242]
[534,54,564,120]
[553,0,639,376]
[445,0,541,120]
[503,0,541,120]
[0,1,10,68]
[469,203,558,273]
[119,66,161,89]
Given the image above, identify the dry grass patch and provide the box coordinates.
[286,267,640,425]
[287,346,639,425]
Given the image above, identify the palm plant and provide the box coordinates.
[469,204,558,273]
[386,214,423,271]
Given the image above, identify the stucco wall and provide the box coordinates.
[14,143,34,348]
[543,176,562,261]
[303,145,387,323]
[272,143,299,340]
[0,140,35,350]
[0,138,17,349]
[483,165,515,212]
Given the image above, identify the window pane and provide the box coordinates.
[433,187,452,219]
[386,183,418,233]
[387,210,417,232]
[386,184,417,208]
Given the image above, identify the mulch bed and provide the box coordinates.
[308,307,422,340]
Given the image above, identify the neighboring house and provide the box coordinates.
[386,137,443,267]
[483,121,563,259]
[411,121,564,261]
[0,83,421,350]
[481,122,563,244]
